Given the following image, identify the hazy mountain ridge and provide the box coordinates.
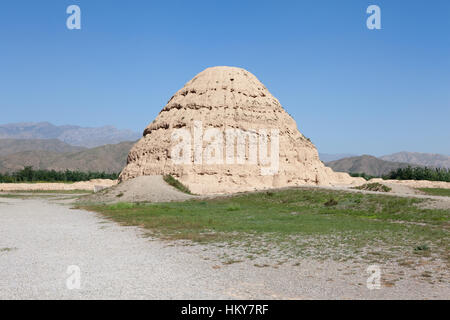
[0,141,135,173]
[325,155,414,177]
[1,122,448,176]
[380,152,450,168]
[0,122,141,148]
[0,139,85,157]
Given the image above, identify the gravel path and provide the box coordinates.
[0,197,448,299]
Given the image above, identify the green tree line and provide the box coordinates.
[0,167,119,183]
[383,166,450,182]
[349,172,378,181]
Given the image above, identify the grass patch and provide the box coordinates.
[80,187,449,264]
[353,183,392,192]
[417,188,450,197]
[163,175,192,194]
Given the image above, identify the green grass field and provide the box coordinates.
[81,187,449,265]
[418,188,450,197]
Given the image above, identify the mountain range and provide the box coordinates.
[0,122,141,148]
[380,152,450,169]
[324,155,413,177]
[0,139,85,156]
[0,141,135,173]
[0,122,448,176]
[323,151,450,176]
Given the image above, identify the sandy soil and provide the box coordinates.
[320,184,450,210]
[368,178,450,190]
[341,179,450,210]
[2,175,449,203]
[0,179,117,192]
[0,197,448,299]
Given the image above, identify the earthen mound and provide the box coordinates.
[120,66,362,194]
[79,175,195,203]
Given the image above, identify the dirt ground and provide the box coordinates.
[1,196,448,299]
[92,173,450,203]
[368,178,450,190]
[0,179,117,192]
[2,176,450,206]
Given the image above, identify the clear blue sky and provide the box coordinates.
[1,0,449,155]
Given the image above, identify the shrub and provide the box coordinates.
[226,204,241,211]
[163,175,192,194]
[414,244,430,252]
[324,198,338,206]
[349,172,377,180]
[353,183,391,192]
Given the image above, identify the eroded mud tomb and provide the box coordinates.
[120,66,359,194]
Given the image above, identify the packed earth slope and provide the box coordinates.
[79,175,195,203]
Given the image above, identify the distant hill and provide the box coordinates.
[380,152,450,168]
[325,155,414,177]
[0,141,135,173]
[0,122,141,148]
[0,139,85,157]
[319,153,357,162]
